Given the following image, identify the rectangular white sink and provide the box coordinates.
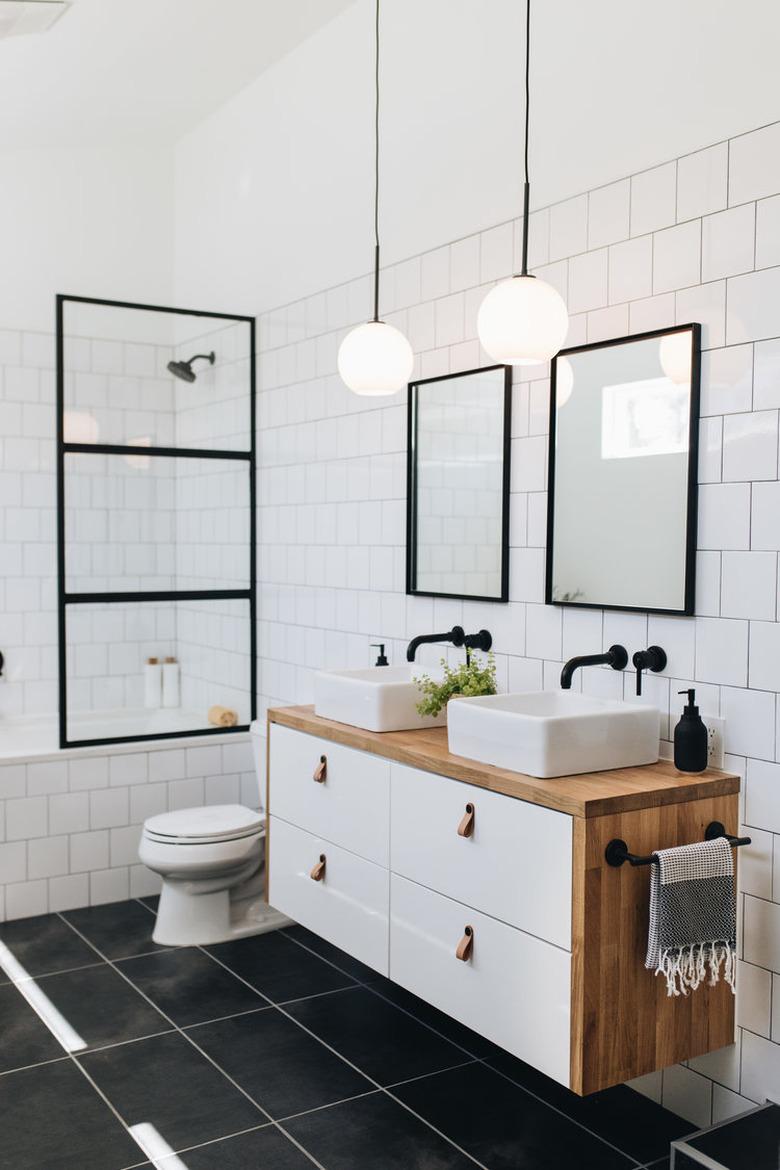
[314,666,446,733]
[447,690,660,778]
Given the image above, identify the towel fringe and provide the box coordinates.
[655,941,737,997]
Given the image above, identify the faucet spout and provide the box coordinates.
[560,644,628,689]
[406,626,465,662]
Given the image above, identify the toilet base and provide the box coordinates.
[153,871,292,947]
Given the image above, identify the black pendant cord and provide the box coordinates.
[519,0,531,277]
[372,0,381,322]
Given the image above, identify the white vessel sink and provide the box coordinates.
[447,690,660,778]
[314,666,446,733]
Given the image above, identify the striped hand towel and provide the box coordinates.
[645,837,736,997]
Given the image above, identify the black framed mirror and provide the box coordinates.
[406,364,512,603]
[546,324,701,615]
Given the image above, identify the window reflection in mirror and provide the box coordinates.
[407,365,511,602]
[547,325,700,614]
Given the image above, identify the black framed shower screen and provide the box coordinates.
[56,294,257,749]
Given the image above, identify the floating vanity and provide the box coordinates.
[265,705,740,1096]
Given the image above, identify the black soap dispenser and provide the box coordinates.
[674,689,708,773]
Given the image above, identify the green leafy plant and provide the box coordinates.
[414,652,497,718]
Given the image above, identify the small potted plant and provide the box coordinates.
[415,651,497,719]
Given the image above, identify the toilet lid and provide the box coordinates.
[144,804,263,844]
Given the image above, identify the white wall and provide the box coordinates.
[0,145,174,332]
[174,0,780,316]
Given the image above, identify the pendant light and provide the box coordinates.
[477,0,568,365]
[338,0,413,396]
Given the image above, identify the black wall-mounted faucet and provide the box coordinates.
[632,646,667,695]
[560,644,628,690]
[405,626,492,664]
[407,626,466,662]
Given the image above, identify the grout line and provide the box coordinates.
[133,897,159,917]
[0,957,107,985]
[275,982,362,1009]
[0,1052,71,1079]
[278,925,374,982]
[135,1122,276,1164]
[274,1088,381,1125]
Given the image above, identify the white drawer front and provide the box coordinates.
[269,724,390,865]
[390,764,572,950]
[390,874,571,1087]
[269,816,389,976]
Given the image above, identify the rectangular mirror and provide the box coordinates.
[547,324,700,615]
[406,365,511,602]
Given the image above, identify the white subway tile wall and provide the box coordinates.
[0,733,256,910]
[252,120,780,1123]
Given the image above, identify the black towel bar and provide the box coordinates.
[605,821,752,868]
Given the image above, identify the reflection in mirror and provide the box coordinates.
[407,365,511,602]
[547,325,700,614]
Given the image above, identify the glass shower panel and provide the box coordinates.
[63,453,250,593]
[57,295,256,748]
[64,599,252,745]
[62,300,251,452]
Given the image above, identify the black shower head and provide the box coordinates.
[167,351,215,383]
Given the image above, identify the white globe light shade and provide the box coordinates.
[659,332,692,385]
[477,275,568,365]
[337,320,414,396]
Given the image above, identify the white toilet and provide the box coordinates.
[138,723,289,946]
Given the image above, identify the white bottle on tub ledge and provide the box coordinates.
[144,657,162,708]
[162,656,180,708]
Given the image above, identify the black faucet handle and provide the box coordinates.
[632,645,667,695]
[464,629,492,653]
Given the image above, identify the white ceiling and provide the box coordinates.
[0,0,354,149]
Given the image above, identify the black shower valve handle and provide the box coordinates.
[463,629,492,653]
[0,650,3,677]
[632,645,667,696]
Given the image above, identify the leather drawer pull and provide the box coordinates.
[457,802,475,838]
[313,756,327,783]
[456,925,474,962]
[310,854,326,881]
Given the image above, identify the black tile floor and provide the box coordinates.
[0,898,691,1169]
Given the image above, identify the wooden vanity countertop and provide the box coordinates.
[267,706,740,819]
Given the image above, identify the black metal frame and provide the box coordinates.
[406,364,512,604]
[545,323,701,616]
[56,294,257,749]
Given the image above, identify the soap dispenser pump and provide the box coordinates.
[674,689,708,773]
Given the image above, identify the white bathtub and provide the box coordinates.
[0,707,250,761]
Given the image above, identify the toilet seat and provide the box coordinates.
[143,804,263,846]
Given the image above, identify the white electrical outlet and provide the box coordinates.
[703,716,725,769]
